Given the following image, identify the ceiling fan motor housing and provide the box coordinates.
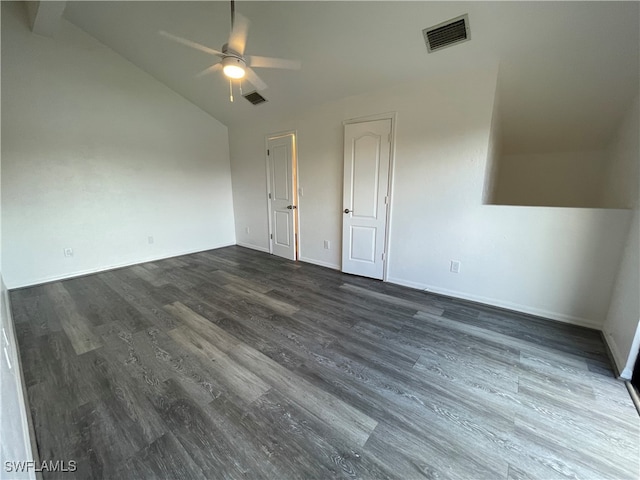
[222,55,246,78]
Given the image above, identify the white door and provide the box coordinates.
[268,134,297,260]
[342,119,392,279]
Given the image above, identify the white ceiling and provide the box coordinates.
[62,1,639,154]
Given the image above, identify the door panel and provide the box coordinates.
[350,226,377,262]
[342,119,392,279]
[352,135,380,218]
[272,145,290,201]
[274,211,291,247]
[268,135,297,261]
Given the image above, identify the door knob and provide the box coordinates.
[287,205,297,210]
[344,208,351,214]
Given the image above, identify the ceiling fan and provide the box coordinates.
[159,0,300,101]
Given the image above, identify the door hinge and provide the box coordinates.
[267,149,270,156]
[384,195,389,205]
[268,192,272,199]
[270,233,273,239]
[382,252,386,261]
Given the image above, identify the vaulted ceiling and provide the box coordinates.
[44,2,640,153]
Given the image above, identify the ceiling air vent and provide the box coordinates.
[423,14,470,53]
[243,91,267,105]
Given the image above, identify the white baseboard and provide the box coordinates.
[236,242,270,253]
[385,276,429,291]
[298,256,340,270]
[8,242,236,289]
[605,324,640,380]
[603,331,631,379]
[386,276,602,330]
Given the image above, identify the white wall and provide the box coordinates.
[606,208,640,378]
[482,77,501,205]
[602,96,640,378]
[229,65,631,328]
[487,97,638,210]
[1,2,236,288]
[602,96,640,210]
[1,5,36,472]
[491,150,608,208]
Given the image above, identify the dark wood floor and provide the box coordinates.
[11,246,640,479]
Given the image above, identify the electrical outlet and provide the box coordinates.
[324,240,330,249]
[64,248,73,257]
[450,260,461,273]
[299,187,304,197]
[148,236,154,244]
[245,227,250,234]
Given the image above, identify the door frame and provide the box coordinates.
[342,112,397,281]
[265,130,300,259]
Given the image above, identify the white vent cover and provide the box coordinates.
[423,14,470,53]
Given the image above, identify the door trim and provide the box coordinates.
[342,112,397,282]
[265,130,300,259]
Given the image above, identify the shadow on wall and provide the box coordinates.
[490,150,611,208]
[484,95,639,210]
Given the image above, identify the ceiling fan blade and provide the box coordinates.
[244,67,268,91]
[227,13,250,55]
[247,55,301,70]
[159,31,224,57]
[196,63,223,78]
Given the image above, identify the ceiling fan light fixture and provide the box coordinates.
[160,1,300,95]
[222,56,246,79]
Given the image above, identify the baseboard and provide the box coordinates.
[385,276,430,291]
[386,276,602,330]
[604,329,635,380]
[298,256,340,270]
[7,242,237,290]
[604,331,628,377]
[236,242,270,253]
[236,248,341,271]
[601,331,624,378]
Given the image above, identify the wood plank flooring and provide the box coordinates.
[11,246,640,479]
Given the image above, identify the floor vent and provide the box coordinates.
[243,91,267,105]
[423,14,470,53]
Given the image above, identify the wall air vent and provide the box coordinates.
[423,14,470,53]
[243,91,267,105]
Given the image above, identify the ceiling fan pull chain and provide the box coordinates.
[239,80,243,96]
[229,79,234,102]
